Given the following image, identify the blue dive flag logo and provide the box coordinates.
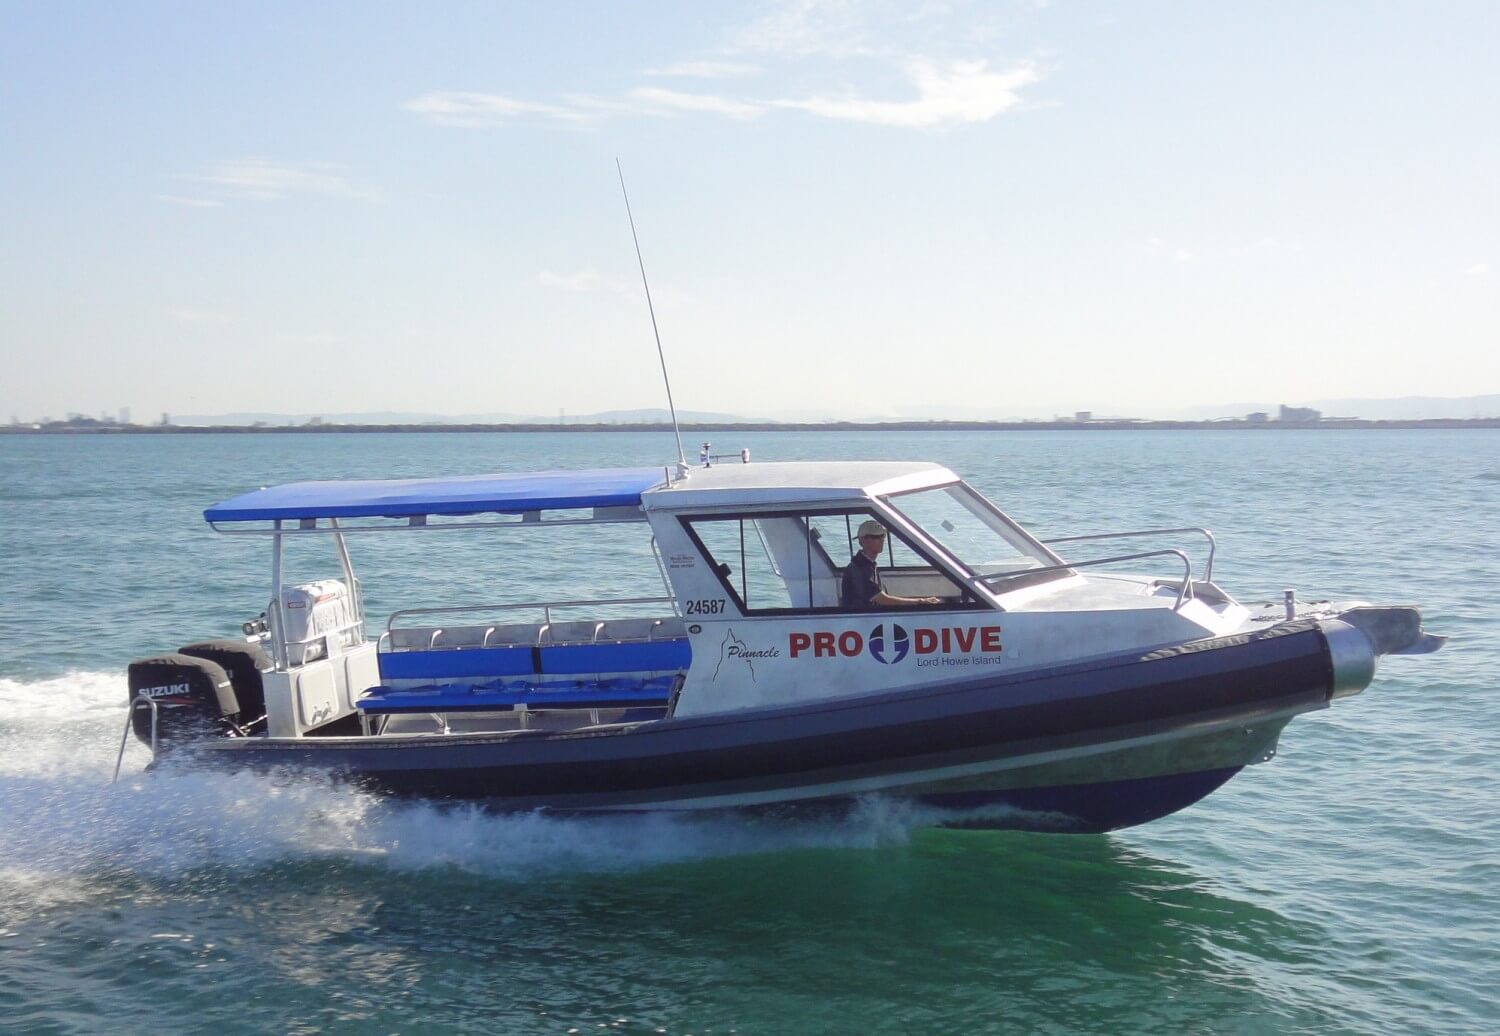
[868,623,910,664]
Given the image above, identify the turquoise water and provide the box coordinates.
[1,430,1496,1034]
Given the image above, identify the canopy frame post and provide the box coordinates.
[329,517,364,642]
[269,521,287,670]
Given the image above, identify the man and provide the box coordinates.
[840,520,941,609]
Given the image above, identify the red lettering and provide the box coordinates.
[813,631,836,658]
[839,631,863,657]
[789,632,811,658]
[954,627,977,652]
[981,627,1003,652]
[940,628,952,652]
[915,628,938,654]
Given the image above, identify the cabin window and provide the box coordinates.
[686,517,796,611]
[680,510,971,615]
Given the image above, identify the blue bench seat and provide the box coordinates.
[356,675,678,715]
[376,637,691,682]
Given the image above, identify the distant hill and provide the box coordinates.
[171,407,766,426]
[171,410,530,426]
[565,408,770,424]
[161,395,1500,427]
[1157,395,1500,421]
[1300,395,1500,420]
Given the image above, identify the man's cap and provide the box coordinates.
[857,520,887,538]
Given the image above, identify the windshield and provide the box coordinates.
[883,483,1056,578]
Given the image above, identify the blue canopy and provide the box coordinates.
[204,467,667,523]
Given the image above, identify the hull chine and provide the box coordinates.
[916,766,1244,833]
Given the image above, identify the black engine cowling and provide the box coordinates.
[179,640,271,727]
[126,654,240,749]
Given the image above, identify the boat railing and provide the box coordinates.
[383,596,683,650]
[981,549,1195,609]
[1042,527,1216,584]
[112,694,159,782]
[267,599,367,669]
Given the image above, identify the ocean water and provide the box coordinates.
[0,429,1496,1034]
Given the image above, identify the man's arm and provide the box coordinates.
[845,555,940,608]
[873,589,941,607]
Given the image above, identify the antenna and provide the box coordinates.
[616,158,688,478]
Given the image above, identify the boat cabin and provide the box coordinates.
[202,459,1243,741]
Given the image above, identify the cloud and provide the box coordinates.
[645,60,761,79]
[404,87,770,125]
[538,268,603,292]
[153,194,223,208]
[405,59,1037,131]
[628,87,767,119]
[401,91,593,127]
[730,0,878,59]
[168,307,235,323]
[191,159,369,201]
[403,5,1044,133]
[727,0,1009,60]
[1147,237,1195,263]
[776,59,1037,128]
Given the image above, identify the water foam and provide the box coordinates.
[0,670,143,778]
[0,671,931,902]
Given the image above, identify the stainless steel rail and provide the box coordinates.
[112,694,159,783]
[981,549,1195,609]
[266,597,365,669]
[387,595,680,636]
[1043,527,1216,583]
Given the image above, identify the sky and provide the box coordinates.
[2,1,1497,422]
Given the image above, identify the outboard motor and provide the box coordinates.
[126,653,240,751]
[179,639,271,729]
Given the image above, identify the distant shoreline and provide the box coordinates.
[6,418,1500,435]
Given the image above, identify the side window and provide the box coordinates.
[683,517,795,611]
[806,514,855,570]
[685,511,969,614]
[806,513,923,570]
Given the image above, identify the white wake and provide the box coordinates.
[0,671,937,901]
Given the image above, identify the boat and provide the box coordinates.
[117,450,1445,832]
